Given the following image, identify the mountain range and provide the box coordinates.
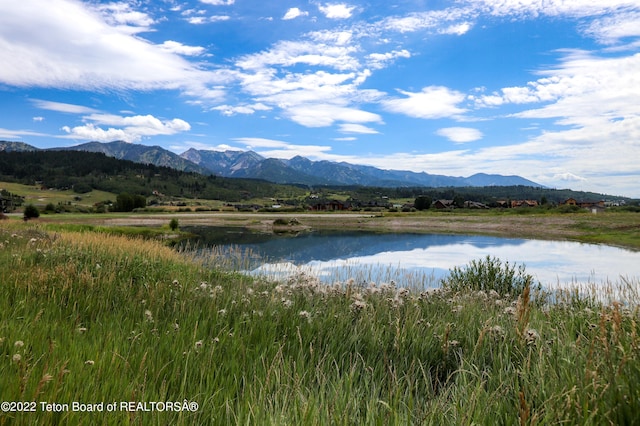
[1,140,544,188]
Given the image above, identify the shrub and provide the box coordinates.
[23,204,40,220]
[441,255,535,297]
[169,218,179,231]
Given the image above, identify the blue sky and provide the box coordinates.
[1,0,640,197]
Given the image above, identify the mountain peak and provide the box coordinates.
[183,148,545,188]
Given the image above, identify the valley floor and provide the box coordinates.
[77,210,640,250]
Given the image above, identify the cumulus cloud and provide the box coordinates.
[318,3,356,19]
[283,8,308,20]
[436,127,483,143]
[553,172,587,182]
[382,86,468,119]
[159,41,206,56]
[0,0,224,95]
[61,113,191,143]
[286,104,382,127]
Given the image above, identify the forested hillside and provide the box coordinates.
[0,150,305,202]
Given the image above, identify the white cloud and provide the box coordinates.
[61,113,191,143]
[382,86,468,119]
[212,103,271,116]
[171,141,236,152]
[32,100,99,114]
[338,123,379,134]
[439,22,473,36]
[187,15,230,24]
[582,11,640,45]
[286,104,382,127]
[553,172,587,182]
[318,3,356,19]
[32,117,44,122]
[367,50,411,69]
[436,127,483,143]
[232,137,333,159]
[379,8,474,34]
[97,2,155,32]
[159,41,206,56]
[0,0,224,95]
[283,8,308,20]
[0,127,48,139]
[236,39,360,71]
[62,124,130,142]
[200,0,235,5]
[465,0,640,19]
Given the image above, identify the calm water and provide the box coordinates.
[182,226,640,289]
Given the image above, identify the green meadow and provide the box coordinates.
[1,220,639,424]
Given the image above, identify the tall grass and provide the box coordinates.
[1,222,639,424]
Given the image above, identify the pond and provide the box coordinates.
[180,226,640,290]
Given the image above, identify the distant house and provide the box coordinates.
[464,201,489,209]
[511,200,539,208]
[562,198,605,209]
[433,199,455,209]
[310,200,350,211]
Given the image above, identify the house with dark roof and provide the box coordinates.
[433,199,455,209]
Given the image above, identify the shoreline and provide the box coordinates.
[42,210,640,251]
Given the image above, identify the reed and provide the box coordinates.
[1,221,639,424]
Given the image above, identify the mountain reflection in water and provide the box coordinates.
[181,226,640,289]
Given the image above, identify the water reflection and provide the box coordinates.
[182,226,640,288]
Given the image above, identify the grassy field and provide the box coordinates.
[1,220,639,424]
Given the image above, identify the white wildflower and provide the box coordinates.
[299,311,311,321]
[12,354,22,363]
[84,360,95,365]
[144,309,154,323]
[14,340,24,348]
[524,328,539,345]
[503,306,516,316]
[350,300,367,313]
[195,340,203,350]
[217,309,227,316]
